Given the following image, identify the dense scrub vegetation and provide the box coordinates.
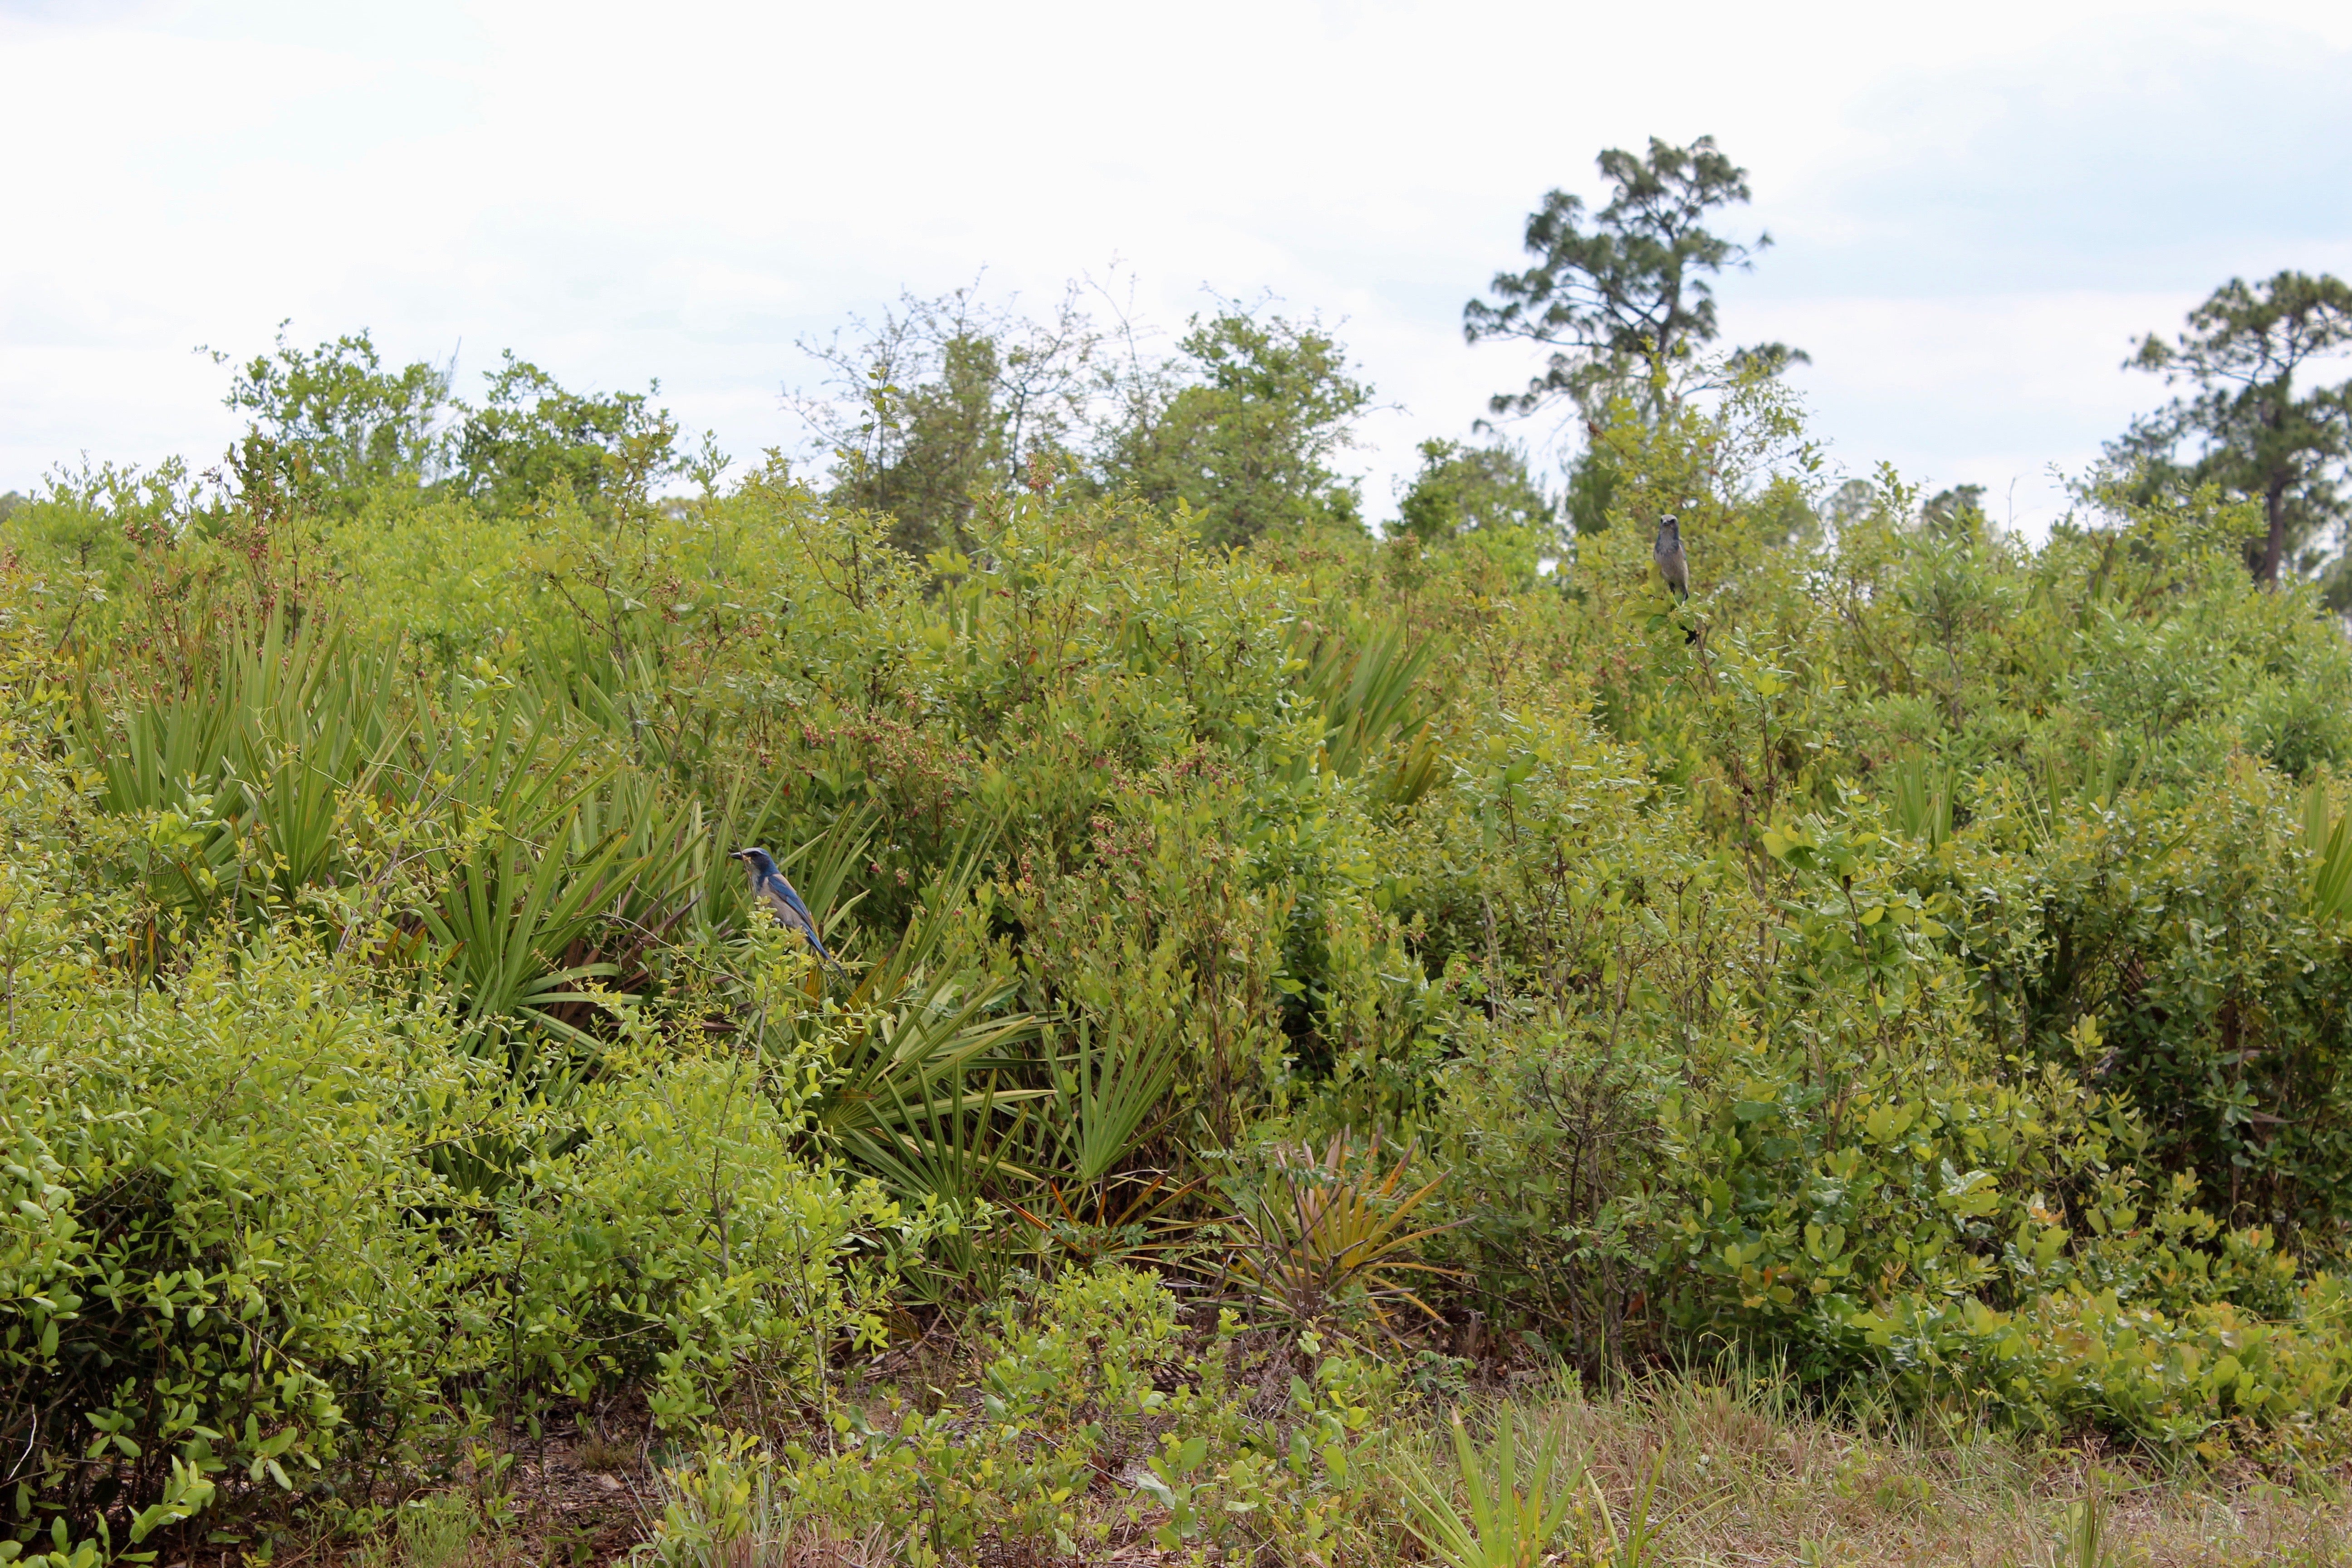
[7,274,2352,1560]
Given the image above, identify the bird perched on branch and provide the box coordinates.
[729,847,835,967]
[1654,514,1690,602]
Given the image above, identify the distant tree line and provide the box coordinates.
[2113,272,2352,594]
[784,284,1380,557]
[20,138,2342,598]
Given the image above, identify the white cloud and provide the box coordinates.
[3,0,2348,538]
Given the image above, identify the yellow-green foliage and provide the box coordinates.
[10,350,2352,1558]
[646,1267,1391,1567]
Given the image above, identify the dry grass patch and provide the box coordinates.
[1365,1368,2348,1567]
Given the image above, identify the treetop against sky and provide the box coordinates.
[1,0,2348,534]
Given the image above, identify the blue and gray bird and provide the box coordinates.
[1653,514,1690,602]
[729,847,835,966]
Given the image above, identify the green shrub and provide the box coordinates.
[0,909,886,1553]
[0,942,498,1556]
[645,1269,1393,1566]
[495,1047,896,1431]
[16,322,2352,1563]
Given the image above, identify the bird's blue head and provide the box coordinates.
[730,847,779,877]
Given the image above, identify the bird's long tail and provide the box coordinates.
[791,920,844,977]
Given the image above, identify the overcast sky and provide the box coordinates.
[5,0,2350,535]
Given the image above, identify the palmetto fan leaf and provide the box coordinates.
[81,610,408,927]
[1002,1017,1203,1271]
[812,967,1043,1151]
[1042,1014,1183,1186]
[1294,616,1447,807]
[787,818,1046,1179]
[420,813,635,1053]
[2301,780,2352,922]
[407,692,642,1055]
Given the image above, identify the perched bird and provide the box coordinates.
[1653,514,1690,602]
[729,847,834,966]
